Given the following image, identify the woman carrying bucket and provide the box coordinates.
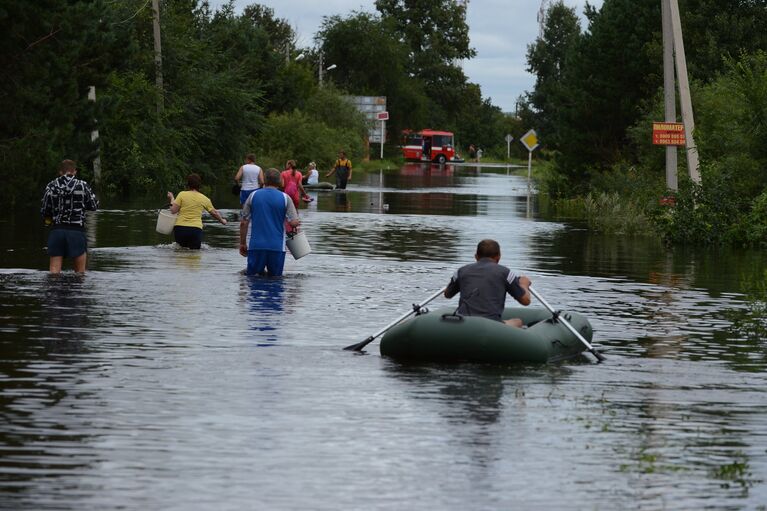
[166,173,227,249]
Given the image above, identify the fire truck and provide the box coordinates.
[401,129,457,164]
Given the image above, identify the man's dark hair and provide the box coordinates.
[264,167,281,187]
[186,173,202,190]
[476,239,500,259]
[246,154,256,163]
[59,159,76,174]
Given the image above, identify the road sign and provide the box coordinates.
[520,129,539,151]
[505,133,513,143]
[652,122,685,145]
[376,111,389,121]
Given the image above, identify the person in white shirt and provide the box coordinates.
[303,162,319,185]
[234,154,264,205]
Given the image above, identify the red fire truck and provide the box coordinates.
[401,129,457,164]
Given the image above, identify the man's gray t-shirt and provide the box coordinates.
[444,258,526,322]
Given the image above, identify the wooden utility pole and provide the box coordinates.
[661,0,678,190]
[151,0,164,113]
[88,86,102,186]
[668,0,701,184]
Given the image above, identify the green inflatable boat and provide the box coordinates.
[379,307,594,363]
[304,181,335,190]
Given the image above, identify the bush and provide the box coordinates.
[256,110,364,170]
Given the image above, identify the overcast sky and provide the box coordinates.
[209,0,603,113]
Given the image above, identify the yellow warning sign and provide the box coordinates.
[521,129,539,152]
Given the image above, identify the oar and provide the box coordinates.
[528,286,606,362]
[344,288,445,352]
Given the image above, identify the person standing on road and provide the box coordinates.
[40,159,99,273]
[326,151,352,190]
[280,159,310,209]
[167,173,227,250]
[239,168,300,277]
[234,154,264,205]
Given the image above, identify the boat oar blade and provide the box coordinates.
[528,286,605,363]
[343,336,375,352]
[344,288,445,353]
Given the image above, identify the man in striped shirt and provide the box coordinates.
[40,159,99,273]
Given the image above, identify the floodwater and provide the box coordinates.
[1,163,766,510]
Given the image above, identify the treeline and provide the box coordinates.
[1,0,518,206]
[524,0,767,246]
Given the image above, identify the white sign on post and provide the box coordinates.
[377,111,389,159]
[505,133,514,159]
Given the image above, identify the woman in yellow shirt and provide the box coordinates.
[166,173,227,249]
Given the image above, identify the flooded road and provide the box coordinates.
[1,163,766,509]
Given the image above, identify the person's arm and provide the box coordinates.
[325,161,337,178]
[444,270,460,298]
[258,169,264,188]
[239,218,250,256]
[234,166,244,182]
[285,198,300,228]
[210,208,227,225]
[347,160,352,181]
[297,179,309,199]
[84,183,99,211]
[167,192,180,214]
[41,186,52,219]
[508,274,531,306]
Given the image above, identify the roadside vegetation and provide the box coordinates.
[525,1,767,246]
[1,0,524,205]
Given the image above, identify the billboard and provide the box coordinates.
[346,96,387,143]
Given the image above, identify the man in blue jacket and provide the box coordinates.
[239,168,300,276]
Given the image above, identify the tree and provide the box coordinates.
[0,0,116,206]
[526,1,582,143]
[317,12,424,136]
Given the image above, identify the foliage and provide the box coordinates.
[650,171,744,245]
[526,1,582,143]
[0,0,114,206]
[256,110,364,170]
[581,192,653,234]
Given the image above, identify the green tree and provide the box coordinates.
[526,1,582,143]
[0,0,116,206]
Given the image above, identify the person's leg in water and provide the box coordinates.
[264,251,286,277]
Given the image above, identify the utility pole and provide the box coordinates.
[668,0,701,184]
[318,51,324,86]
[661,0,678,190]
[151,0,164,113]
[88,86,102,186]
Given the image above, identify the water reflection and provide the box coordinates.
[1,163,767,509]
[333,191,351,212]
[0,273,100,506]
[242,275,286,346]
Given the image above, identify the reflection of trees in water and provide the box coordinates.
[384,192,480,216]
[381,363,572,473]
[312,220,462,262]
[0,274,97,499]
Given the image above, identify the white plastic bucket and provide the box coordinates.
[286,230,311,260]
[155,209,178,235]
